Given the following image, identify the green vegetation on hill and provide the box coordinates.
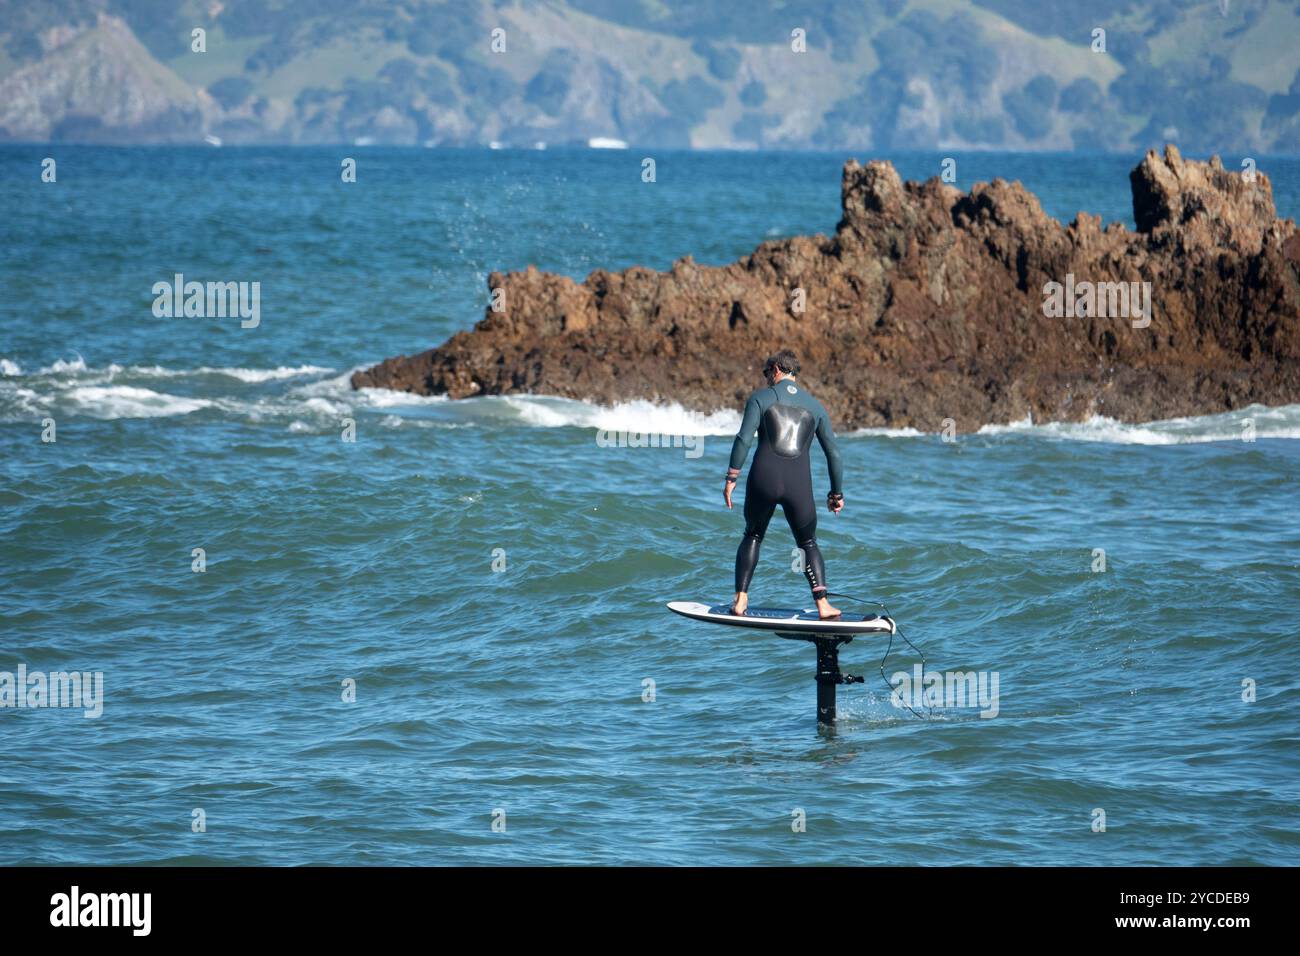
[0,0,1296,152]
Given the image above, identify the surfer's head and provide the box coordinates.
[763,349,800,383]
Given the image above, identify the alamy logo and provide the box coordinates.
[1042,273,1151,328]
[151,273,260,328]
[890,665,1000,718]
[595,430,704,459]
[50,886,151,936]
[0,664,103,718]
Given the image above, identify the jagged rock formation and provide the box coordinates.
[351,146,1300,431]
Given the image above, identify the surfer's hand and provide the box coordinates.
[827,493,844,514]
[724,478,736,509]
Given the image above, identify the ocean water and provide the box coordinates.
[1,146,1298,866]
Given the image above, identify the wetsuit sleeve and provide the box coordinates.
[816,408,843,495]
[728,394,762,471]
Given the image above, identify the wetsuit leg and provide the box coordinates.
[780,474,828,599]
[735,470,778,593]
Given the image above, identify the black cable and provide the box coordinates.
[824,590,931,720]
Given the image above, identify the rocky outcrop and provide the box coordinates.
[351,146,1300,431]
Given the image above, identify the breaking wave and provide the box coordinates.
[974,406,1300,444]
[3,356,1297,442]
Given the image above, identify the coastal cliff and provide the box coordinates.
[351,146,1300,431]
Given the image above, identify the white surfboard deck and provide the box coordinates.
[667,601,895,636]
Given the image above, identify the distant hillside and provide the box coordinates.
[1,0,1298,152]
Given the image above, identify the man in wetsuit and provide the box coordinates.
[724,350,844,618]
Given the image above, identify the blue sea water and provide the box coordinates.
[1,146,1298,865]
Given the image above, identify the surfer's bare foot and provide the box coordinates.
[731,592,748,616]
[815,596,841,619]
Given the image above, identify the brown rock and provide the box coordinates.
[351,146,1300,431]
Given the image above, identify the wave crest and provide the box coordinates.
[3,357,1298,442]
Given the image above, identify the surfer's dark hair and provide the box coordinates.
[764,350,800,376]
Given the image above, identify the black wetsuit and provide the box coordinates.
[728,378,843,597]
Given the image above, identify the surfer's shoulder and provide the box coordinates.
[793,383,830,418]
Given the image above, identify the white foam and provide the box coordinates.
[299,396,351,415]
[975,405,1300,444]
[222,365,333,383]
[137,364,334,383]
[66,385,210,419]
[341,386,1300,444]
[0,384,47,420]
[40,355,88,374]
[343,388,739,433]
[498,395,742,434]
[354,387,449,408]
[25,359,333,384]
[289,368,368,399]
[11,354,1300,443]
[0,358,344,422]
